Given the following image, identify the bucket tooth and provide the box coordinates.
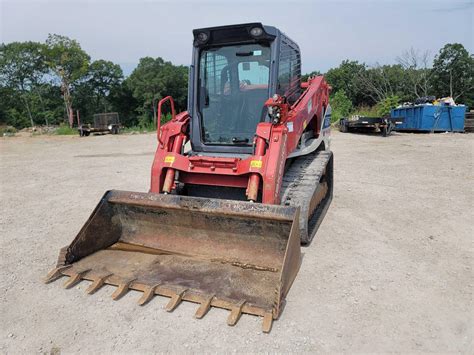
[111,279,135,300]
[44,265,71,284]
[63,269,90,289]
[262,311,273,333]
[137,284,161,306]
[227,300,245,326]
[165,289,186,312]
[86,274,111,294]
[194,295,214,319]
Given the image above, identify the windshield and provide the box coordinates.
[198,44,271,145]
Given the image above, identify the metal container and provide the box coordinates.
[391,105,466,132]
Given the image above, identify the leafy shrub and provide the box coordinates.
[122,113,173,133]
[55,123,77,135]
[330,89,353,122]
[351,105,379,117]
[376,95,400,116]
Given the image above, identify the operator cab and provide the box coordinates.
[189,23,301,155]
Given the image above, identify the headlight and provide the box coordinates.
[108,125,112,130]
[197,32,209,43]
[250,27,263,37]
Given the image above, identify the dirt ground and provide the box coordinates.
[0,130,472,353]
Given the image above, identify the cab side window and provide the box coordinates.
[277,40,301,104]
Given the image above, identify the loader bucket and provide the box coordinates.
[45,190,301,332]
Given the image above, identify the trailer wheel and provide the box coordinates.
[387,122,394,136]
[382,122,394,137]
[339,119,348,133]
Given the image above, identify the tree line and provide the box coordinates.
[0,35,472,130]
[0,34,188,129]
[304,43,473,121]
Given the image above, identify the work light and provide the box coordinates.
[197,32,209,43]
[250,27,263,37]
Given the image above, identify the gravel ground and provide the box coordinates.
[1,131,472,353]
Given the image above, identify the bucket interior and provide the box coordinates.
[53,191,301,319]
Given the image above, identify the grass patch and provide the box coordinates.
[122,120,158,134]
[351,96,400,117]
[121,126,154,134]
[351,105,379,117]
[55,124,77,135]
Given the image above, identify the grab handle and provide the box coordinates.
[157,96,176,145]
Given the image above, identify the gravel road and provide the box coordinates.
[1,131,472,353]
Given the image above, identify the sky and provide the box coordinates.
[1,0,473,76]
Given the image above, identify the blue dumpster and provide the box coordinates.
[391,104,466,132]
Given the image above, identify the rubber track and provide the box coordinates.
[280,150,332,244]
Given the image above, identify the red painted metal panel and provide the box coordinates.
[179,172,248,188]
[149,76,330,204]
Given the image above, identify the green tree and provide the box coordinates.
[431,43,473,107]
[86,60,123,111]
[127,57,188,126]
[330,89,353,122]
[357,64,411,103]
[301,70,321,82]
[325,60,367,106]
[73,60,124,122]
[0,87,9,125]
[0,86,27,127]
[108,83,139,127]
[0,41,48,127]
[44,34,90,126]
[32,83,64,126]
[70,81,95,124]
[376,95,400,116]
[397,48,432,98]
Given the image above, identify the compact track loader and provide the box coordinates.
[45,23,334,332]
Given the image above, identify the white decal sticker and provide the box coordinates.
[287,122,294,132]
[307,99,312,113]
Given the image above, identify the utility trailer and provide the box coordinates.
[79,112,121,136]
[339,115,404,137]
